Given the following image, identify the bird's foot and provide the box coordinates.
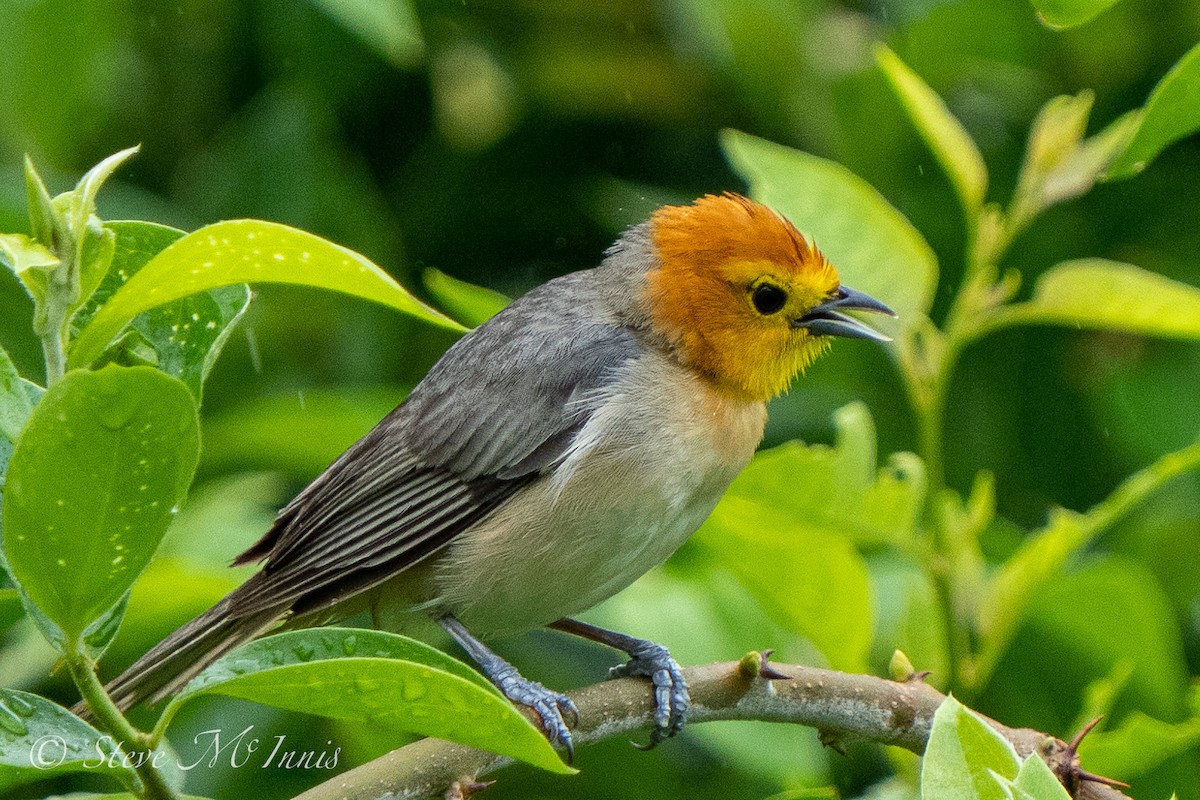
[437,615,578,760]
[490,660,579,760]
[609,639,688,748]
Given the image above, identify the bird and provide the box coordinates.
[96,192,894,757]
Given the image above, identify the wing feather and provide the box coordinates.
[226,271,640,622]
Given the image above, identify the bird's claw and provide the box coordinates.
[609,640,688,748]
[495,670,578,761]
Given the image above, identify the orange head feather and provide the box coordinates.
[644,193,842,402]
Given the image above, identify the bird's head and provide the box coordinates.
[643,193,894,402]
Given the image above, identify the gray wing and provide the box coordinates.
[226,273,639,619]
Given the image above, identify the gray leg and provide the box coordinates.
[550,618,687,748]
[438,614,579,760]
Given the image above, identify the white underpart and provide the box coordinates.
[431,350,767,636]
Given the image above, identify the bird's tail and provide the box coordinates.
[76,595,280,719]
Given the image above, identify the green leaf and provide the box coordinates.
[423,267,509,326]
[1011,754,1072,800]
[1107,41,1200,179]
[0,379,40,505]
[701,497,872,671]
[875,45,988,220]
[64,147,138,313]
[24,155,58,248]
[0,588,22,633]
[2,366,199,644]
[70,218,116,318]
[0,688,136,793]
[870,556,949,686]
[920,696,1019,800]
[1077,686,1200,782]
[1006,93,1139,232]
[309,0,425,68]
[1013,559,1191,722]
[1027,0,1123,28]
[695,403,924,670]
[70,147,139,234]
[175,628,501,701]
[723,403,926,548]
[0,233,59,307]
[0,348,34,444]
[169,629,571,775]
[984,260,1200,340]
[74,221,251,400]
[1070,659,1134,736]
[975,507,1091,687]
[72,222,187,333]
[69,219,464,369]
[721,129,938,331]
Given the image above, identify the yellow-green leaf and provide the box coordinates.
[2,366,199,643]
[984,259,1200,340]
[0,688,136,793]
[1027,0,1123,28]
[69,220,464,369]
[423,267,510,326]
[1107,41,1200,180]
[694,403,924,671]
[876,45,988,220]
[168,629,571,775]
[920,696,1019,800]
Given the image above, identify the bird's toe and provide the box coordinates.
[502,677,578,760]
[611,640,689,748]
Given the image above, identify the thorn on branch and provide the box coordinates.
[1077,771,1131,790]
[1068,716,1104,752]
[738,649,791,681]
[1042,716,1129,795]
[759,649,790,680]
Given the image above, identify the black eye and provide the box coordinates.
[751,283,787,315]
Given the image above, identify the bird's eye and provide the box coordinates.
[751,283,788,315]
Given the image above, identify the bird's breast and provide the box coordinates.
[429,351,767,636]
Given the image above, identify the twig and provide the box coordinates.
[292,659,1131,800]
[66,648,180,800]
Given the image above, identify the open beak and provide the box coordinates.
[793,284,896,343]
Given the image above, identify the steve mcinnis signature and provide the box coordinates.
[29,724,341,772]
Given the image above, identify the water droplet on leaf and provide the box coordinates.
[97,394,138,431]
[0,703,29,736]
[402,681,427,701]
[354,676,381,694]
[5,694,35,717]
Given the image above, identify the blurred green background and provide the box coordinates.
[1,0,1198,798]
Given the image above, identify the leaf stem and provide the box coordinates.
[909,206,1017,692]
[65,644,180,800]
[38,299,69,387]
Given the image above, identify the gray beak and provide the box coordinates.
[793,284,896,342]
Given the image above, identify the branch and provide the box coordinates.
[294,656,1130,800]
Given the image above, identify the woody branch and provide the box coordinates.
[293,655,1129,800]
